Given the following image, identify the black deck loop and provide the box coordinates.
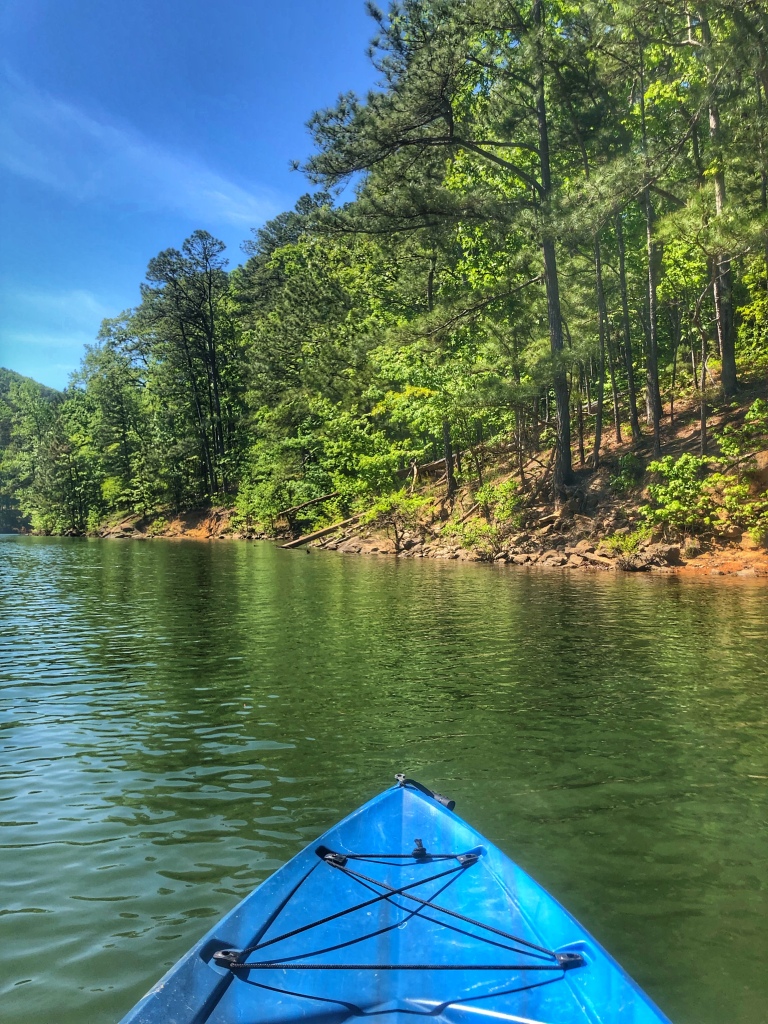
[456,853,478,867]
[316,846,348,867]
[556,952,586,970]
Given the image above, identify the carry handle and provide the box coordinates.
[395,773,456,811]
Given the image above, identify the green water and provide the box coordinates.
[1,536,766,1024]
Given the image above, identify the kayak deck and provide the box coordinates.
[120,780,672,1024]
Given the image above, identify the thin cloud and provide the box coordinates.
[0,70,280,227]
[0,287,117,387]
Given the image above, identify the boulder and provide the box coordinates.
[617,552,652,572]
[648,543,681,566]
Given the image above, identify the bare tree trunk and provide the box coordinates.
[608,329,622,443]
[700,331,708,455]
[616,215,642,442]
[591,240,608,467]
[699,8,737,398]
[577,366,586,466]
[639,45,663,456]
[534,0,572,494]
[442,418,457,499]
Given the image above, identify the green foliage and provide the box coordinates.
[640,455,714,533]
[641,451,768,540]
[146,516,169,538]
[442,519,504,561]
[609,453,645,494]
[718,400,768,478]
[474,479,522,527]
[604,526,652,554]
[359,490,430,552]
[5,1,768,541]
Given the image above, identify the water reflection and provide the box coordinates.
[1,536,766,1023]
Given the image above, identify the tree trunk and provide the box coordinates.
[591,239,608,467]
[442,418,457,499]
[534,0,572,494]
[641,192,663,455]
[638,46,663,456]
[700,330,708,455]
[699,8,737,398]
[616,216,641,442]
[607,329,622,443]
[577,365,586,466]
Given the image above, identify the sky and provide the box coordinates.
[0,0,380,389]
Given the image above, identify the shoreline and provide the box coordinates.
[31,505,763,579]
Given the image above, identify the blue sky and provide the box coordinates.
[0,0,379,389]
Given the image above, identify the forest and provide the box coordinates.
[2,0,768,549]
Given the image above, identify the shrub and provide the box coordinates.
[442,519,504,560]
[604,525,652,554]
[609,453,645,494]
[474,478,522,527]
[639,454,714,534]
[146,516,169,537]
[359,491,430,552]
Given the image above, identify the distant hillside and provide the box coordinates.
[0,368,61,531]
[0,367,61,402]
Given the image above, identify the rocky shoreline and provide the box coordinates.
[72,503,768,579]
[314,519,768,579]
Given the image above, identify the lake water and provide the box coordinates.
[1,536,767,1024]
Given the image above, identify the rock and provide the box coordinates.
[567,554,586,568]
[574,539,595,554]
[710,568,725,576]
[736,567,757,577]
[512,553,531,565]
[537,522,556,537]
[684,539,702,559]
[595,543,616,558]
[718,524,742,541]
[617,553,652,572]
[494,551,509,561]
[537,513,561,527]
[542,551,568,566]
[753,449,768,490]
[572,514,594,530]
[614,526,631,536]
[581,550,617,569]
[401,538,417,551]
[648,543,681,566]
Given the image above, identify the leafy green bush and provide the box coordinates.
[146,516,169,537]
[609,453,645,494]
[604,525,652,554]
[640,454,714,533]
[359,490,430,552]
[474,478,522,527]
[718,399,768,480]
[442,519,504,560]
[640,451,768,541]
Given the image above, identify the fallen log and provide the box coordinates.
[280,514,361,549]
[277,492,339,518]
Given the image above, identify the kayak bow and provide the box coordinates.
[118,775,673,1024]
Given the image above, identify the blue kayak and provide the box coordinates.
[119,776,673,1024]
